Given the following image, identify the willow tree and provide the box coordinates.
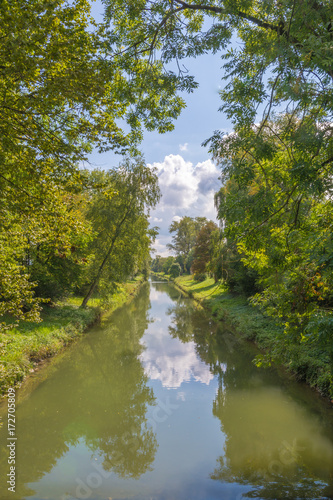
[81,157,160,307]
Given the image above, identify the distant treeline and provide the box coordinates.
[151,216,219,280]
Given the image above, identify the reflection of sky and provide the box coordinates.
[140,293,214,389]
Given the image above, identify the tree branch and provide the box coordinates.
[321,155,333,168]
[150,5,185,53]
[239,185,298,238]
[173,0,290,36]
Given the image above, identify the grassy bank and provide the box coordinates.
[175,275,333,399]
[0,277,144,396]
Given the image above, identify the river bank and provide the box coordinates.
[0,277,144,397]
[174,275,333,400]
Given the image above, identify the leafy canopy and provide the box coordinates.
[1,0,184,325]
[106,0,333,136]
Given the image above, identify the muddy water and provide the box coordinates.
[0,281,333,500]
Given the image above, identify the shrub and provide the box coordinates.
[169,262,181,278]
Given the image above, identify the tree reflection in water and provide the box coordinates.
[166,287,333,499]
[1,282,333,500]
[0,283,157,499]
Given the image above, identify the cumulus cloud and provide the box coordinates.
[179,143,188,151]
[148,154,221,255]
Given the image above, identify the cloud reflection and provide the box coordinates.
[140,324,214,389]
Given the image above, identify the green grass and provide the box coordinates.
[0,277,144,396]
[175,275,333,398]
[174,275,225,299]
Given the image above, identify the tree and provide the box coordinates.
[0,0,188,325]
[169,262,182,278]
[81,157,160,307]
[167,216,207,267]
[27,191,93,301]
[191,221,218,276]
[163,256,175,274]
[151,256,162,273]
[106,0,333,134]
[151,255,173,273]
[1,0,191,172]
[214,115,333,368]
[0,179,93,328]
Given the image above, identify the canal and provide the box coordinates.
[0,281,333,499]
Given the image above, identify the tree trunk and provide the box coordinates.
[81,239,116,308]
[81,202,134,308]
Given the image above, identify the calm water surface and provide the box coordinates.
[1,281,333,500]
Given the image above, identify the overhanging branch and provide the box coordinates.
[173,0,287,35]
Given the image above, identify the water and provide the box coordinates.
[0,281,333,500]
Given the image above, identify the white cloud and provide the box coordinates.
[148,154,220,255]
[179,142,188,151]
[151,236,171,256]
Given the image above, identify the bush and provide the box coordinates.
[169,262,181,278]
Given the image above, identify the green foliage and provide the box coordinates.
[27,192,92,301]
[162,256,175,274]
[0,0,186,327]
[151,255,164,273]
[167,216,208,271]
[169,262,182,278]
[191,220,218,276]
[81,156,160,307]
[219,241,261,296]
[151,255,175,274]
[212,114,333,388]
[106,0,333,137]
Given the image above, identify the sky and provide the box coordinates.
[89,1,234,255]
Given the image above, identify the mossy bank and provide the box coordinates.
[0,278,144,397]
[175,275,333,400]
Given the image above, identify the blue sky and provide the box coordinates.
[89,0,233,255]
